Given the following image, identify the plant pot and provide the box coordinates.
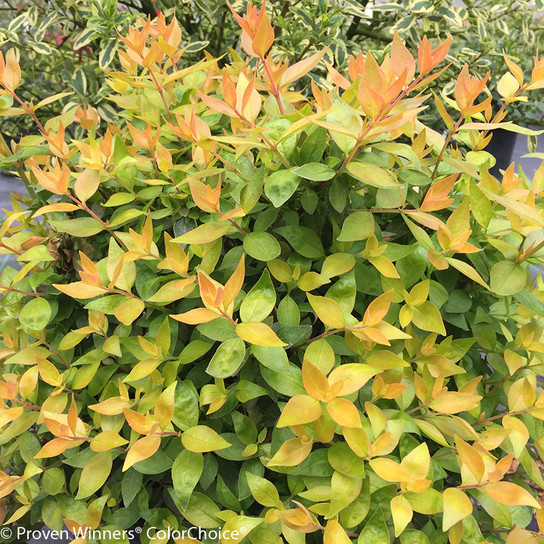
[486,128,517,177]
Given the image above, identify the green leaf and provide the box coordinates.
[76,452,112,499]
[261,363,305,396]
[251,345,290,374]
[172,450,203,509]
[347,161,398,188]
[264,170,300,207]
[291,162,336,181]
[49,218,104,237]
[246,473,280,507]
[337,211,375,242]
[490,261,527,296]
[206,337,246,378]
[275,226,325,258]
[19,297,52,332]
[240,270,276,322]
[243,231,281,261]
[358,508,389,543]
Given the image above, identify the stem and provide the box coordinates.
[40,338,70,368]
[293,328,344,349]
[65,193,128,250]
[0,285,44,297]
[260,56,285,115]
[431,115,464,179]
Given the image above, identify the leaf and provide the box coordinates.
[411,301,446,335]
[243,231,281,261]
[347,161,398,188]
[236,322,286,347]
[291,162,336,181]
[252,344,290,373]
[172,221,231,244]
[181,425,231,453]
[19,297,52,332]
[90,431,128,452]
[307,294,345,328]
[324,519,352,544]
[268,438,312,467]
[446,258,490,289]
[277,395,322,427]
[240,270,276,322]
[114,298,145,326]
[76,452,112,499]
[74,169,100,203]
[490,261,527,296]
[246,472,280,507]
[206,337,246,378]
[337,211,375,242]
[327,364,379,395]
[275,226,325,258]
[49,218,104,237]
[370,458,411,482]
[497,72,520,97]
[326,398,361,428]
[279,49,327,87]
[123,435,161,471]
[482,482,540,508]
[172,450,203,509]
[264,170,300,207]
[391,495,413,537]
[442,488,473,531]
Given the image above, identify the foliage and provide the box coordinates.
[352,0,544,128]
[2,0,543,142]
[2,5,544,544]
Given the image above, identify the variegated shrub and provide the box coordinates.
[1,5,544,544]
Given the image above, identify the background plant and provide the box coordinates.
[2,5,544,544]
[2,0,543,142]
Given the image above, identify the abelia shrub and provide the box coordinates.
[2,5,544,544]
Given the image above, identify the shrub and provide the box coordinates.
[2,6,544,544]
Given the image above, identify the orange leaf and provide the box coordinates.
[123,434,161,471]
[302,359,329,401]
[326,398,361,428]
[170,308,220,325]
[483,482,540,508]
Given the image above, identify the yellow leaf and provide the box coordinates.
[90,431,128,452]
[53,282,105,299]
[268,438,312,467]
[181,425,231,453]
[347,161,398,188]
[483,482,540,508]
[3,49,21,90]
[370,458,411,483]
[429,391,481,414]
[307,294,345,329]
[327,364,379,396]
[401,443,430,481]
[442,488,473,531]
[277,395,322,427]
[236,322,286,347]
[74,169,100,202]
[155,382,177,429]
[497,72,520,98]
[455,435,485,482]
[391,495,413,537]
[323,519,351,544]
[114,298,145,325]
[123,434,161,471]
[89,396,132,416]
[172,221,230,244]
